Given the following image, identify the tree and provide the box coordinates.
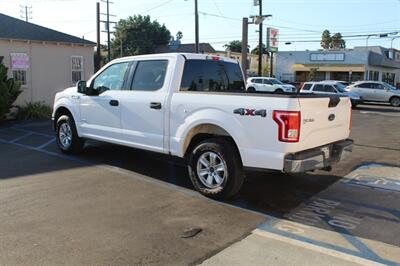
[0,63,22,120]
[223,40,247,53]
[320,30,331,50]
[176,31,183,41]
[308,68,318,81]
[112,15,171,58]
[330,33,346,49]
[251,44,268,55]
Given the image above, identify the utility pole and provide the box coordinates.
[100,0,116,63]
[194,0,199,53]
[241,17,249,79]
[258,0,263,76]
[20,5,32,22]
[95,2,101,71]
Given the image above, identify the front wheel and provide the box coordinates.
[275,89,284,94]
[55,115,85,154]
[390,96,400,107]
[188,138,244,200]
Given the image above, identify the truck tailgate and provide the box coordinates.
[298,95,351,150]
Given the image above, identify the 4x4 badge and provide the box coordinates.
[233,108,267,117]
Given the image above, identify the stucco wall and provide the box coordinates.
[0,39,94,106]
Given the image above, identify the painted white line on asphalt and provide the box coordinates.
[359,111,400,117]
[9,132,33,143]
[37,138,56,149]
[253,229,384,266]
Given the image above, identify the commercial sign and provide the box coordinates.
[267,27,279,52]
[10,53,29,70]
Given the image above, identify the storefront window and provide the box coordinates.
[382,72,395,85]
[368,71,379,81]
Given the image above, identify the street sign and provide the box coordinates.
[267,27,279,52]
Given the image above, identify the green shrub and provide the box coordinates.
[16,102,52,120]
[0,63,22,120]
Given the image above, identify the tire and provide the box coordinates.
[247,87,256,92]
[389,96,400,107]
[188,138,244,200]
[275,89,284,94]
[55,114,84,154]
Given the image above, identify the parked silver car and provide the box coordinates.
[301,81,363,107]
[346,81,400,107]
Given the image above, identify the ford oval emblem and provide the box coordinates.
[328,114,335,121]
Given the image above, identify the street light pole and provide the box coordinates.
[194,0,199,53]
[258,0,263,76]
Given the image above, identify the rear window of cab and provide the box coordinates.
[180,59,245,92]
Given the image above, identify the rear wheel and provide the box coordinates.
[247,87,256,92]
[56,115,84,154]
[390,96,400,107]
[188,138,244,200]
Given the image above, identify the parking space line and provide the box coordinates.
[253,229,385,266]
[256,218,398,266]
[9,132,33,143]
[12,126,54,138]
[0,138,90,165]
[37,138,56,149]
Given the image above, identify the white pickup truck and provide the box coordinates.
[53,53,353,199]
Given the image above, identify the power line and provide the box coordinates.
[141,0,175,13]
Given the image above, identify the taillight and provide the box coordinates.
[349,107,352,129]
[273,111,301,142]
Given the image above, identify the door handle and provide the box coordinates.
[150,102,162,109]
[109,100,119,106]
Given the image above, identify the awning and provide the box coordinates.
[292,64,365,72]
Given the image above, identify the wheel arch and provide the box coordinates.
[182,123,242,163]
[389,95,400,104]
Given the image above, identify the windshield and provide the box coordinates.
[383,82,397,90]
[269,78,284,85]
[333,83,347,93]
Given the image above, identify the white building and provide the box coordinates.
[0,13,95,105]
[275,46,400,86]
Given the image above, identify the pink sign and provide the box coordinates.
[11,53,29,70]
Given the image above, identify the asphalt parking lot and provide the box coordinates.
[0,103,399,265]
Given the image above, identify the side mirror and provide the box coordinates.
[77,80,87,94]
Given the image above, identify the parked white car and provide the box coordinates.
[246,77,296,93]
[346,81,400,107]
[301,81,363,107]
[53,53,353,199]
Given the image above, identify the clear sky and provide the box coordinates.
[1,0,400,52]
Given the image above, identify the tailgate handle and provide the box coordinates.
[328,95,340,108]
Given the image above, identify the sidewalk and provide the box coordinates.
[201,164,400,266]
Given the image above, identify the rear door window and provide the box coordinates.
[263,79,273,85]
[252,78,263,84]
[180,60,245,92]
[130,60,168,91]
[313,84,325,92]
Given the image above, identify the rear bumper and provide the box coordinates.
[283,139,353,173]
